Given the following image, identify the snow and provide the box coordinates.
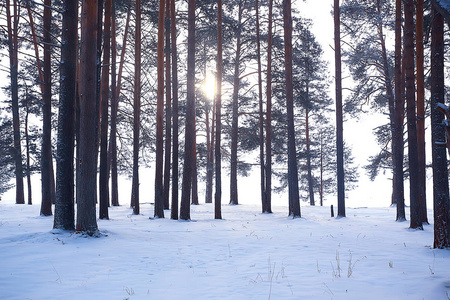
[1,196,450,299]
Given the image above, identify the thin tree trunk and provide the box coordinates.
[283,0,300,218]
[170,0,179,220]
[205,102,214,204]
[334,0,345,218]
[230,0,243,206]
[264,0,273,214]
[132,0,141,215]
[306,105,315,206]
[54,0,77,230]
[109,0,119,207]
[192,114,199,205]
[430,5,450,248]
[255,0,266,212]
[405,0,422,230]
[77,0,99,234]
[180,0,195,220]
[394,0,406,221]
[416,0,428,224]
[41,0,53,216]
[215,0,223,219]
[24,89,32,205]
[155,0,166,219]
[163,0,172,210]
[99,0,112,220]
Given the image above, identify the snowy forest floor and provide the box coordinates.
[1,198,450,299]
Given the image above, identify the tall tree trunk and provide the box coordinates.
[41,0,53,216]
[155,0,166,219]
[334,0,345,218]
[205,102,214,204]
[394,0,406,221]
[99,0,112,220]
[416,0,428,224]
[192,115,199,205]
[215,0,223,219]
[283,0,300,218]
[319,130,324,206]
[405,0,422,230]
[132,0,141,215]
[25,93,32,205]
[430,5,450,248]
[255,0,266,212]
[306,104,315,206]
[180,0,195,220]
[163,0,172,210]
[54,0,77,230]
[170,0,179,220]
[6,0,24,205]
[77,0,99,234]
[230,0,243,206]
[109,0,119,207]
[264,0,273,214]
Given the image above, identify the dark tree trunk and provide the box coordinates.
[170,0,179,220]
[230,0,243,206]
[155,0,166,219]
[215,0,223,220]
[283,0,300,218]
[163,0,172,210]
[192,119,199,205]
[6,0,24,205]
[41,0,53,216]
[205,102,214,204]
[416,0,428,224]
[264,0,273,214]
[132,0,141,215]
[180,0,195,220]
[430,6,450,249]
[405,0,422,230]
[334,0,345,218]
[54,0,77,230]
[394,0,406,221]
[25,94,32,205]
[255,0,266,212]
[109,0,120,207]
[99,0,112,220]
[77,0,99,234]
[306,105,315,206]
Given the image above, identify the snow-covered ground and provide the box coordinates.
[1,194,449,300]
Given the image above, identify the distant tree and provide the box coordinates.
[54,0,77,231]
[283,0,301,217]
[430,3,450,249]
[77,0,99,234]
[334,0,345,217]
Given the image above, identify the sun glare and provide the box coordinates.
[202,73,216,100]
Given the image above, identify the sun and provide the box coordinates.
[202,72,216,100]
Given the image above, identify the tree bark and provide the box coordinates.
[132,0,141,215]
[54,0,77,230]
[163,0,172,210]
[25,93,32,205]
[99,0,112,220]
[215,0,223,219]
[405,0,422,230]
[430,5,450,248]
[306,105,315,206]
[170,0,179,220]
[283,0,301,218]
[394,0,406,221]
[41,0,53,216]
[264,0,273,214]
[155,0,166,219]
[334,0,345,218]
[230,0,243,206]
[77,0,99,234]
[416,0,428,224]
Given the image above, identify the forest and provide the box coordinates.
[1,0,450,251]
[2,0,450,298]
